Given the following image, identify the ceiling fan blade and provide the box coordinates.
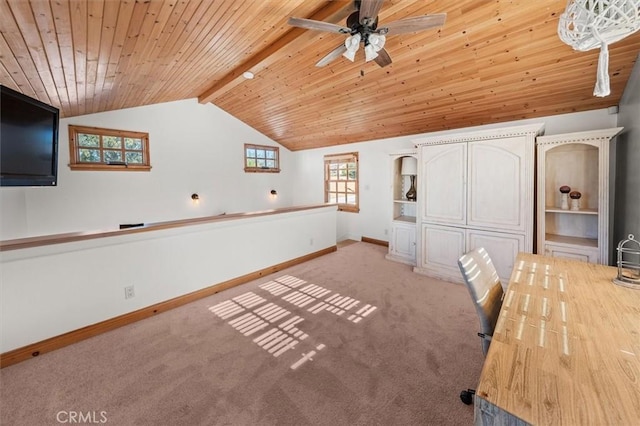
[373,48,392,68]
[316,44,348,67]
[379,13,446,35]
[288,17,350,34]
[358,0,385,25]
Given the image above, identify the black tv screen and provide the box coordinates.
[0,85,59,186]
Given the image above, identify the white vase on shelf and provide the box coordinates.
[570,191,582,211]
[559,185,571,210]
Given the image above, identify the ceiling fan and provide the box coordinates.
[288,0,446,68]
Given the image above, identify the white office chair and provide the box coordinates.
[457,247,504,405]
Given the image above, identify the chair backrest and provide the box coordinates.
[457,247,504,357]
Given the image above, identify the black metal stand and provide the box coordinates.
[460,388,475,405]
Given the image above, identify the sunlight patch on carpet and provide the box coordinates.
[232,292,266,308]
[274,275,306,288]
[259,281,290,296]
[290,344,326,370]
[228,313,269,336]
[208,300,245,319]
[208,275,378,370]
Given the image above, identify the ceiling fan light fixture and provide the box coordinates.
[369,33,386,51]
[343,48,357,61]
[343,33,361,62]
[364,43,378,62]
[288,4,446,69]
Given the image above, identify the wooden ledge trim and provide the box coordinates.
[361,236,389,247]
[0,245,337,368]
[0,204,335,252]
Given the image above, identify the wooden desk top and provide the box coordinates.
[476,253,640,425]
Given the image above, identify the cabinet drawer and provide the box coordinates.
[544,244,598,263]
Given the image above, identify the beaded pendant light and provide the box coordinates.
[558,0,640,97]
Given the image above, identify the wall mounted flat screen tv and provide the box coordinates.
[1,85,59,186]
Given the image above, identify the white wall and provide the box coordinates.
[1,99,293,239]
[614,54,640,246]
[291,109,618,242]
[0,206,336,352]
[0,90,626,354]
[0,97,619,244]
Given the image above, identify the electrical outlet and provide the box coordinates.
[124,285,135,299]
[309,238,314,246]
[384,229,388,235]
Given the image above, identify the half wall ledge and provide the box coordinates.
[0,203,335,252]
[0,204,338,361]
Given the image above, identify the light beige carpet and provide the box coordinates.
[0,242,482,425]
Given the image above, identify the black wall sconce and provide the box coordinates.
[270,189,277,196]
[191,193,200,203]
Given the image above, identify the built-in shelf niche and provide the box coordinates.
[392,156,417,222]
[387,151,418,266]
[536,127,623,264]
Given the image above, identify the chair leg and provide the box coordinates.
[460,388,475,405]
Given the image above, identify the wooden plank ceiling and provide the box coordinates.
[1,0,639,151]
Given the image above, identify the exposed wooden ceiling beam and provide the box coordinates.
[198,0,356,104]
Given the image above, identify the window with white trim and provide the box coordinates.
[324,152,359,213]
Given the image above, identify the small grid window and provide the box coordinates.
[324,152,359,213]
[68,125,150,171]
[244,144,280,173]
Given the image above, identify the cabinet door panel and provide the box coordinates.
[421,143,466,225]
[420,224,465,280]
[467,229,525,287]
[390,222,416,260]
[468,137,526,231]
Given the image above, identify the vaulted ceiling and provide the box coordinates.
[1,0,639,151]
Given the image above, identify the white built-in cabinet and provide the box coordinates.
[536,128,622,264]
[386,149,418,265]
[388,221,416,264]
[412,124,544,285]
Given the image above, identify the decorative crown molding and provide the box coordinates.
[412,123,545,146]
[536,127,623,146]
